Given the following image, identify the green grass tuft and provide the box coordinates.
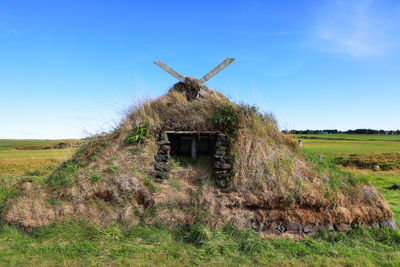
[143,177,158,193]
[46,160,80,189]
[89,174,101,183]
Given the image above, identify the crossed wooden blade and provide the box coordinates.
[154,58,235,85]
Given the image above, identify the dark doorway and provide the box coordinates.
[166,132,216,159]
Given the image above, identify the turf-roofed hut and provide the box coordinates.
[2,59,398,236]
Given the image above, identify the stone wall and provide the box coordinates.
[154,132,170,181]
[213,133,232,188]
[250,219,398,236]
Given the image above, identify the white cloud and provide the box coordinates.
[314,0,400,58]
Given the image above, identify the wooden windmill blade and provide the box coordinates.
[153,61,186,83]
[154,58,235,86]
[198,58,235,85]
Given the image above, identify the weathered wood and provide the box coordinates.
[153,61,185,83]
[164,131,216,134]
[191,135,197,160]
[199,88,209,97]
[199,58,235,85]
[154,58,235,86]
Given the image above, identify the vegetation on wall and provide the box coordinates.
[46,160,80,189]
[125,122,150,144]
[212,103,240,137]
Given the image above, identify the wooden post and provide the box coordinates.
[191,135,197,161]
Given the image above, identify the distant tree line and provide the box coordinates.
[285,129,400,135]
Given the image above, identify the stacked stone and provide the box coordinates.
[154,132,170,181]
[249,218,398,236]
[214,133,232,188]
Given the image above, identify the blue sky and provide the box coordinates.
[1,0,399,139]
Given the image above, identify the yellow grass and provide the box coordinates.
[0,149,75,175]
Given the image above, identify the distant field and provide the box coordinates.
[294,133,400,141]
[0,148,75,160]
[0,139,73,145]
[0,139,77,175]
[294,133,400,158]
[296,139,400,157]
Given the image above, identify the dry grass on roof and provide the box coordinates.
[124,90,228,132]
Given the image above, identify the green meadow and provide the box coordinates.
[0,140,77,175]
[0,137,398,266]
[297,139,400,157]
[295,134,400,157]
[295,133,400,141]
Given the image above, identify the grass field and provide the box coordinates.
[0,137,399,266]
[295,133,400,141]
[0,221,398,266]
[0,140,77,175]
[295,135,400,158]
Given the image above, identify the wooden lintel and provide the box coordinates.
[164,131,217,134]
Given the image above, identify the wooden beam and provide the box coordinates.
[164,131,217,134]
[199,58,235,85]
[191,135,197,161]
[153,61,186,83]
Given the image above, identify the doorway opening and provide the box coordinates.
[166,131,216,160]
[154,131,231,188]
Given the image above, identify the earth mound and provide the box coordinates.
[2,83,397,236]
